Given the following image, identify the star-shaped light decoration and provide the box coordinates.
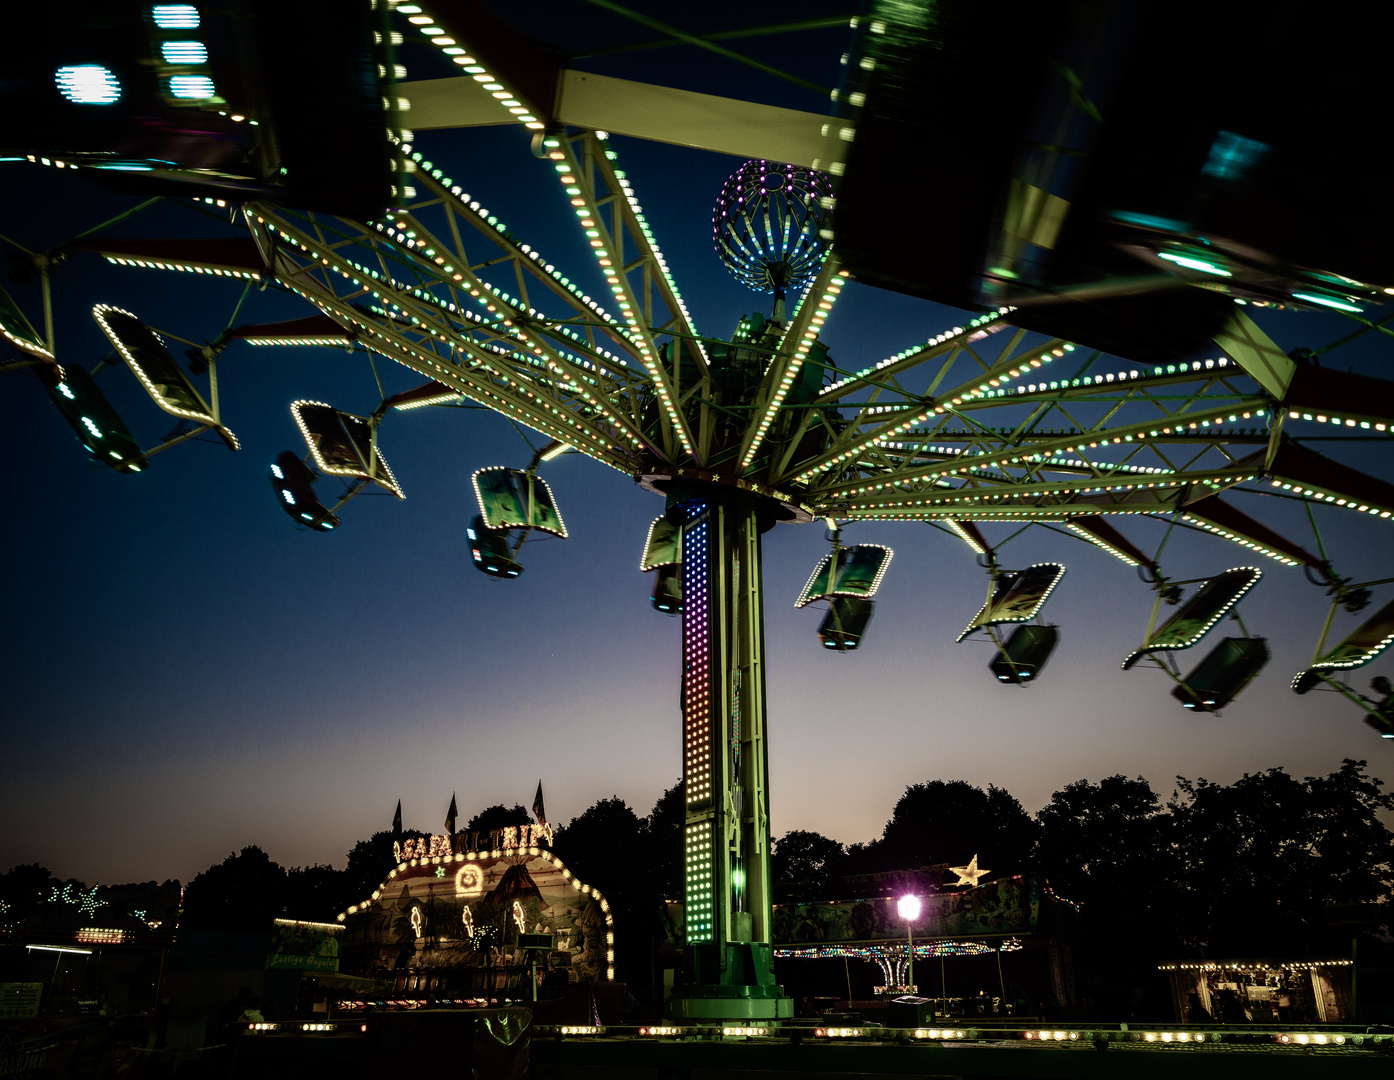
[435,866,446,879]
[948,854,989,887]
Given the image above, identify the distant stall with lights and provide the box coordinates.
[336,826,614,1002]
[1160,958,1354,1024]
[771,874,1077,1017]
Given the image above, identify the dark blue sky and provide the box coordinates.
[2,2,1390,887]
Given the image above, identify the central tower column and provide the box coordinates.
[668,489,791,1021]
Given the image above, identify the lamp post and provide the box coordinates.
[896,894,921,995]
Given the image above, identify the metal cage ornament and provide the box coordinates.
[712,159,832,305]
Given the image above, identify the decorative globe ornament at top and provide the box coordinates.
[712,159,832,317]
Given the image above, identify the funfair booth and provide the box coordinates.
[336,826,616,1009]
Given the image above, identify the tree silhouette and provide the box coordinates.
[870,780,1037,876]
[466,804,532,832]
[771,830,846,902]
[343,829,426,911]
[548,796,647,996]
[1035,775,1173,1015]
[552,796,643,887]
[642,779,684,900]
[182,846,287,931]
[1167,759,1394,954]
[0,864,56,923]
[1035,774,1168,906]
[284,863,348,923]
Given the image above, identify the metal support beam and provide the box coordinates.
[672,492,789,1021]
[399,71,832,167]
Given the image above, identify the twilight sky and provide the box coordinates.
[2,1,1390,889]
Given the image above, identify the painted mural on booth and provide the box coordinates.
[340,851,613,982]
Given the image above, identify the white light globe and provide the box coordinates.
[897,894,921,921]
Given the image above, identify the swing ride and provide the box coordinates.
[4,0,1394,1024]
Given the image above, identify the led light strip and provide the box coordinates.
[825,466,1261,516]
[243,336,351,347]
[942,344,1073,407]
[809,406,1268,499]
[252,213,643,468]
[396,4,544,130]
[840,507,1174,524]
[1287,409,1389,433]
[819,309,1010,398]
[956,350,1242,406]
[1179,514,1302,565]
[373,201,643,451]
[945,520,986,555]
[740,261,846,471]
[402,155,637,372]
[1267,479,1393,519]
[874,442,1179,480]
[543,134,698,459]
[1065,523,1140,566]
[104,255,259,280]
[788,340,1069,484]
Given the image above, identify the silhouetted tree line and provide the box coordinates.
[0,865,181,929]
[768,760,1394,1013]
[8,760,1388,1015]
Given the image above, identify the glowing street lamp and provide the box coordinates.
[897,894,921,994]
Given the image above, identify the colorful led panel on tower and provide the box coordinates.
[681,511,712,808]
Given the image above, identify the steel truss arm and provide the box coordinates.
[245,207,647,472]
[544,129,706,463]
